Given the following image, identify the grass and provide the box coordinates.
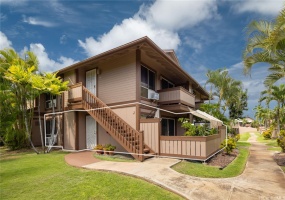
[281,166,285,173]
[172,142,250,178]
[239,132,251,142]
[94,153,136,162]
[0,149,182,200]
[255,133,282,152]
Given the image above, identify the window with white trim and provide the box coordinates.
[141,66,155,98]
[161,118,175,136]
[45,119,57,144]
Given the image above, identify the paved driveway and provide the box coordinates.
[66,133,285,199]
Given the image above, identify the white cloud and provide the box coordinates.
[25,43,79,72]
[79,17,180,57]
[0,32,77,72]
[79,0,218,57]
[22,15,57,27]
[233,0,284,16]
[138,0,218,30]
[0,31,13,49]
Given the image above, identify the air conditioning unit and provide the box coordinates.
[46,100,56,108]
[148,89,159,100]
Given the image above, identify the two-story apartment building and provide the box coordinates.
[31,37,225,161]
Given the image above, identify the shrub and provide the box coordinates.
[104,144,116,151]
[220,138,236,154]
[262,129,272,139]
[209,128,218,135]
[277,130,285,153]
[94,144,103,150]
[234,134,240,142]
[179,118,217,136]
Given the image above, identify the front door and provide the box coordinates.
[86,115,97,149]
[86,69,96,95]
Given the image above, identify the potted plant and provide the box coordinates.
[107,145,116,156]
[103,144,110,155]
[94,144,104,154]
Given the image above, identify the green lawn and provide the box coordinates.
[172,143,250,178]
[255,133,282,152]
[239,132,251,142]
[0,149,182,200]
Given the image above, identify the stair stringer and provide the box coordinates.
[82,87,144,161]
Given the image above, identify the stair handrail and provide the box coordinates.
[81,85,144,161]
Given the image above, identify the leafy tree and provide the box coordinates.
[199,103,228,122]
[229,89,248,119]
[2,50,39,153]
[44,72,68,153]
[0,48,68,152]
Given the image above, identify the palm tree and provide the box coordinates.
[260,84,285,137]
[205,69,231,108]
[205,68,245,117]
[243,7,285,86]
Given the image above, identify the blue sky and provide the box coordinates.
[1,0,284,118]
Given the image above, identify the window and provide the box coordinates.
[161,78,174,89]
[161,118,175,136]
[45,119,57,145]
[141,66,155,98]
[45,93,56,109]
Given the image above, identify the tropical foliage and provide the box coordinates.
[205,68,248,120]
[244,7,285,139]
[178,118,218,136]
[0,48,68,152]
[243,7,285,86]
[277,130,285,153]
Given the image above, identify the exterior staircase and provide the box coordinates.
[80,85,151,161]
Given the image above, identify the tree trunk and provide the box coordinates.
[47,95,56,153]
[23,97,39,154]
[37,96,45,153]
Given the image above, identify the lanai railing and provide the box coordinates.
[82,86,145,161]
[68,82,148,161]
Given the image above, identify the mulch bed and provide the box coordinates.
[273,153,285,166]
[207,149,239,169]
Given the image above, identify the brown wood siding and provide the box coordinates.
[63,112,76,149]
[78,112,86,150]
[140,119,160,153]
[97,124,125,152]
[112,106,137,130]
[64,70,76,108]
[159,126,225,159]
[98,52,136,104]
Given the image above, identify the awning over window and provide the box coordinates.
[189,108,223,128]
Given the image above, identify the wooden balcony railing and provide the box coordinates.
[158,86,195,107]
[66,82,147,161]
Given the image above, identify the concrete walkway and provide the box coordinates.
[65,133,285,199]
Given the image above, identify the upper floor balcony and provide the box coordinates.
[157,86,195,112]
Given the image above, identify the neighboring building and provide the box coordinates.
[31,37,226,161]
